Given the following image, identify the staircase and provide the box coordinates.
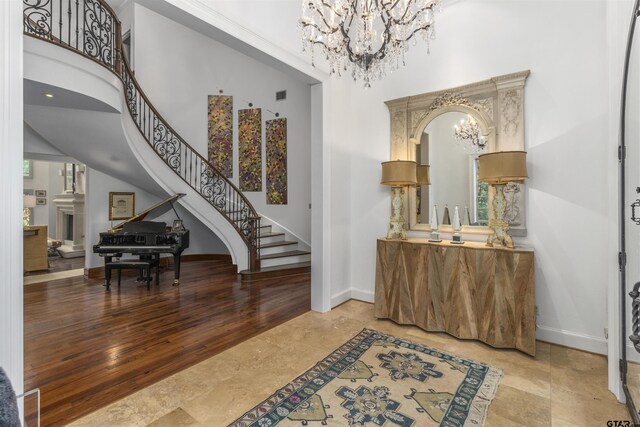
[23,0,310,280]
[239,224,311,281]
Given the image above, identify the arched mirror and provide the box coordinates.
[415,111,489,229]
[386,71,530,237]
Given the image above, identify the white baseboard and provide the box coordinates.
[627,344,640,363]
[536,325,607,355]
[351,288,374,303]
[330,288,374,308]
[330,289,352,308]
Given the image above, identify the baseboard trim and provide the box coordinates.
[351,288,374,304]
[330,288,375,308]
[536,325,607,355]
[84,254,232,279]
[330,289,351,308]
[181,254,232,262]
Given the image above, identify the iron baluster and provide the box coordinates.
[58,0,62,41]
[66,0,70,45]
[75,0,78,49]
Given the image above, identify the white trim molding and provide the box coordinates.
[536,325,608,355]
[0,0,25,393]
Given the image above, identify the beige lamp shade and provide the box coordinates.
[23,195,36,208]
[416,164,430,185]
[478,151,528,184]
[381,160,417,186]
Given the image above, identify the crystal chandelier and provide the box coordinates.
[299,0,442,87]
[454,115,487,153]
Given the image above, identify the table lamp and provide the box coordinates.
[381,160,417,240]
[23,195,36,226]
[478,151,528,248]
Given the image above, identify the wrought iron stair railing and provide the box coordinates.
[23,0,260,271]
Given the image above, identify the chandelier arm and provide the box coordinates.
[318,0,344,17]
[402,24,434,44]
[311,3,342,32]
[394,3,436,26]
[301,21,337,37]
[397,0,420,22]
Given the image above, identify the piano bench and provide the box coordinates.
[104,259,159,291]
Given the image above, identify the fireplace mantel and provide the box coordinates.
[53,192,85,258]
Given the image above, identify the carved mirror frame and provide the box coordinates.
[385,70,530,236]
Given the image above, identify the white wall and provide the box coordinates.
[132,4,312,243]
[85,167,229,268]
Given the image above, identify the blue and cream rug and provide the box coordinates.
[229,329,503,427]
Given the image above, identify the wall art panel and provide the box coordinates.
[266,118,287,204]
[207,95,233,178]
[238,108,262,192]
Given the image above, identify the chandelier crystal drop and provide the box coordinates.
[454,115,487,153]
[299,0,442,87]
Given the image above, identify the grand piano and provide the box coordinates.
[93,194,190,288]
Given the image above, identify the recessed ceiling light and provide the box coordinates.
[44,93,54,98]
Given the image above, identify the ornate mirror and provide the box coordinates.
[385,71,530,236]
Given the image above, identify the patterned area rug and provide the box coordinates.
[229,329,503,427]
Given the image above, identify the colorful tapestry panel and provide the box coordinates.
[229,329,503,427]
[207,95,233,178]
[266,118,288,205]
[238,108,262,191]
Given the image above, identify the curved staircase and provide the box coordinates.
[23,0,310,280]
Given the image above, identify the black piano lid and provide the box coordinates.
[110,193,185,232]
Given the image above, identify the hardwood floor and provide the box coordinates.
[24,260,311,426]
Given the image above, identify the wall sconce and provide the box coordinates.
[478,151,528,248]
[381,160,417,240]
[23,195,36,226]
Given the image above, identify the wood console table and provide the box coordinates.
[374,238,536,355]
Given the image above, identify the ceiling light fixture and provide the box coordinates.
[44,93,54,98]
[299,0,442,87]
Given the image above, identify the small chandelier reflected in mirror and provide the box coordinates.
[454,115,487,153]
[299,0,442,87]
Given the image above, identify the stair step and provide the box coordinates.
[239,261,311,282]
[258,231,285,239]
[260,250,310,260]
[259,240,297,249]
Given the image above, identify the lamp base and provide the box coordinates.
[386,186,408,240]
[486,219,514,249]
[486,183,515,249]
[386,218,408,240]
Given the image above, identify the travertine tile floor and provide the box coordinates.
[70,300,631,427]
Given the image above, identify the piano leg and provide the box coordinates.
[173,252,182,286]
[104,255,112,291]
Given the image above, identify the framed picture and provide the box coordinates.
[172,219,184,231]
[23,189,34,196]
[36,197,46,205]
[109,192,135,220]
[35,190,46,197]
